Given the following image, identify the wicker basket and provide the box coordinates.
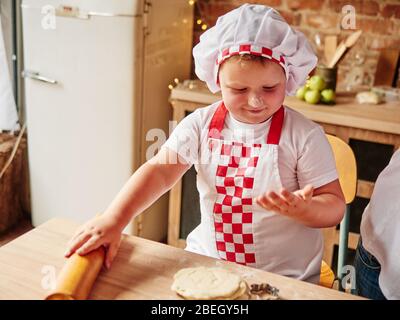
[0,133,30,234]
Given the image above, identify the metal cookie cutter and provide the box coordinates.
[250,283,282,300]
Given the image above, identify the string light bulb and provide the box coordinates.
[168,78,181,91]
[190,1,209,35]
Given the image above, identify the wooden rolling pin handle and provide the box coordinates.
[45,246,106,300]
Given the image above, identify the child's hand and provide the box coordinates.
[64,215,123,269]
[255,185,314,220]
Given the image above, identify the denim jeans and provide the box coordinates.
[354,237,386,300]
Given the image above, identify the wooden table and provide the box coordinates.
[0,218,364,300]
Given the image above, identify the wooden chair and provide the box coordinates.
[319,134,357,290]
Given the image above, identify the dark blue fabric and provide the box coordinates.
[354,238,386,300]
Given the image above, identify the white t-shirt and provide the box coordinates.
[360,149,400,300]
[163,101,338,192]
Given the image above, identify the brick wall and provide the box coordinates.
[192,0,400,91]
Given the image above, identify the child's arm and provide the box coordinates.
[65,147,191,268]
[255,179,345,228]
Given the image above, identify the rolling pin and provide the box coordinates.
[45,246,105,300]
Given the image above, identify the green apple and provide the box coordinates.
[304,89,321,104]
[296,86,308,100]
[321,89,336,104]
[308,75,326,91]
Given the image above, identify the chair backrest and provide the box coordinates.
[326,134,357,204]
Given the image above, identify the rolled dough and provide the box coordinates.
[171,267,248,300]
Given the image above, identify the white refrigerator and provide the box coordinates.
[21,0,193,241]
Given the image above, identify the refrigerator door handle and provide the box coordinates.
[22,70,58,84]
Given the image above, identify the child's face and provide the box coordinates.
[219,57,286,124]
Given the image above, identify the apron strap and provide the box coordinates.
[208,102,285,144]
[208,102,228,139]
[266,106,285,145]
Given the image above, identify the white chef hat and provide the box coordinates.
[193,3,318,96]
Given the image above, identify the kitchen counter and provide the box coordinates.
[170,81,400,135]
[0,218,363,300]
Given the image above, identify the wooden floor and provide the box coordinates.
[0,218,33,247]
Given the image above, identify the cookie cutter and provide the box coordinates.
[250,283,282,300]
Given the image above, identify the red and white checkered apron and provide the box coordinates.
[208,102,284,267]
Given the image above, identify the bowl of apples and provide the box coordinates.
[296,75,336,105]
